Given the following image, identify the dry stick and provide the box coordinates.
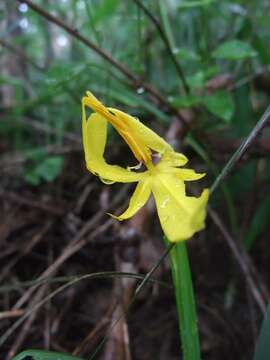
[12,187,128,310]
[210,104,270,194]
[0,272,168,350]
[16,0,174,111]
[18,0,133,80]
[132,0,190,94]
[6,190,124,353]
[208,105,270,313]
[18,117,81,144]
[12,219,114,309]
[209,208,267,313]
[1,145,82,171]
[7,288,46,360]
[0,221,53,283]
[0,310,24,320]
[88,243,175,360]
[5,219,115,358]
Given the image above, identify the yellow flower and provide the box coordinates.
[82,91,209,242]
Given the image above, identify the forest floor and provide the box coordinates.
[1,140,269,360]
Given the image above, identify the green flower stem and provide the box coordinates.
[166,238,201,360]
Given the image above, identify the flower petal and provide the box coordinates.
[172,168,206,181]
[83,92,151,163]
[82,108,146,183]
[109,108,173,156]
[151,173,209,242]
[109,178,152,220]
[157,151,188,169]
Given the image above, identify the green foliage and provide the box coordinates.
[175,48,201,62]
[91,0,119,26]
[170,90,235,122]
[202,90,235,122]
[24,150,64,185]
[244,192,270,251]
[212,40,257,61]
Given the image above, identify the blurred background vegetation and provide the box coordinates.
[1,0,270,359]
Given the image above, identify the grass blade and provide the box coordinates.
[12,350,84,360]
[244,192,270,251]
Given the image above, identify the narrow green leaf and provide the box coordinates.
[244,192,270,251]
[12,349,85,360]
[166,239,201,360]
[212,40,257,60]
[158,0,176,50]
[202,90,235,122]
[177,0,214,9]
[254,303,270,360]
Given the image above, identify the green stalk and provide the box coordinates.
[166,238,201,360]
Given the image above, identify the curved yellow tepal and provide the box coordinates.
[81,91,209,242]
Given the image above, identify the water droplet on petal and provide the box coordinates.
[160,197,171,209]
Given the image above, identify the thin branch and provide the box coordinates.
[209,208,268,314]
[0,38,43,71]
[88,242,175,360]
[210,105,270,193]
[133,0,190,94]
[19,0,135,80]
[16,0,177,112]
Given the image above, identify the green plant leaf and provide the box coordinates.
[12,349,85,360]
[35,156,64,182]
[24,155,64,185]
[202,90,235,122]
[174,48,201,62]
[24,169,42,186]
[212,40,257,60]
[187,71,206,90]
[253,303,270,360]
[168,94,201,108]
[92,0,119,25]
